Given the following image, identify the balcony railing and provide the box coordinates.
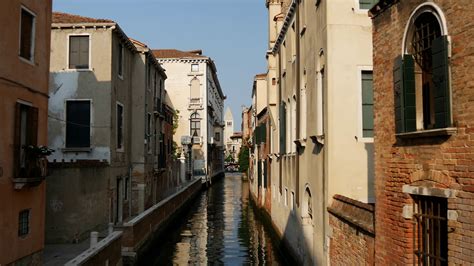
[13,156,48,188]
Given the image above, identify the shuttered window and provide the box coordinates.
[263,160,268,188]
[69,36,89,69]
[66,100,90,148]
[395,11,450,134]
[359,0,377,9]
[19,8,35,61]
[14,103,38,178]
[362,71,374,137]
[279,103,287,154]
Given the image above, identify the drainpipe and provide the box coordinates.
[295,0,301,207]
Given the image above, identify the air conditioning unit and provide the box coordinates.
[193,136,202,144]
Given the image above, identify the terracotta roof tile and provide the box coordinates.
[152,49,207,59]
[52,12,115,24]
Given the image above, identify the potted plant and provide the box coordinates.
[23,145,54,177]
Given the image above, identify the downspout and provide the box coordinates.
[295,0,301,206]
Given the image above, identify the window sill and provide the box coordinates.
[294,138,307,147]
[396,127,457,139]
[13,177,45,189]
[62,147,92,152]
[19,56,35,66]
[66,68,93,72]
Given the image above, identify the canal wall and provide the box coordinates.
[120,178,202,264]
[327,195,375,265]
[248,189,300,265]
[64,231,123,266]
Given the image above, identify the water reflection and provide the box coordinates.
[140,173,286,265]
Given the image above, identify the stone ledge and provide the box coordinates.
[327,195,375,235]
[402,185,457,198]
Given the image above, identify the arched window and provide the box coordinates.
[395,5,450,133]
[305,188,312,219]
[190,112,200,137]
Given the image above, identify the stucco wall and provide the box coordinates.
[0,0,52,264]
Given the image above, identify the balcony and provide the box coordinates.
[13,157,48,189]
[189,97,203,109]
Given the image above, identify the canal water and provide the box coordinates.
[139,173,288,265]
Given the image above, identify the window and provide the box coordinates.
[214,132,220,141]
[18,209,30,237]
[14,103,38,178]
[123,177,129,200]
[227,121,232,126]
[69,36,89,69]
[19,7,35,61]
[285,188,289,206]
[147,113,152,153]
[395,9,450,133]
[66,100,90,148]
[190,112,200,137]
[359,0,377,10]
[361,71,374,138]
[191,64,199,72]
[118,43,124,78]
[291,191,295,211]
[413,196,448,265]
[279,102,287,154]
[117,103,124,150]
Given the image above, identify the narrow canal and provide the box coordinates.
[139,173,288,265]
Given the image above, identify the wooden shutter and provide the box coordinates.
[263,160,268,188]
[362,71,374,137]
[79,36,89,69]
[66,101,91,148]
[13,103,22,177]
[432,35,451,129]
[257,161,262,187]
[27,106,39,146]
[393,55,416,133]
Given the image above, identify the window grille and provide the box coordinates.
[18,209,30,237]
[412,13,441,72]
[413,196,448,265]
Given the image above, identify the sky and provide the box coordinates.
[53,0,268,131]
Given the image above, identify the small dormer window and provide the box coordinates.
[191,64,199,72]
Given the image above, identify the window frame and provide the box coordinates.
[14,100,39,178]
[357,66,374,142]
[191,63,199,72]
[190,112,201,137]
[355,0,377,12]
[65,99,92,149]
[67,34,91,71]
[116,102,125,152]
[19,6,36,64]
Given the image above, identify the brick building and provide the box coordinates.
[371,0,474,264]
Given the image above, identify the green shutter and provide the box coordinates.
[393,55,416,133]
[362,71,374,137]
[432,35,451,129]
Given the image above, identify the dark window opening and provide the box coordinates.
[413,195,448,265]
[19,8,35,60]
[66,101,90,148]
[69,36,89,69]
[117,104,124,150]
[118,43,124,77]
